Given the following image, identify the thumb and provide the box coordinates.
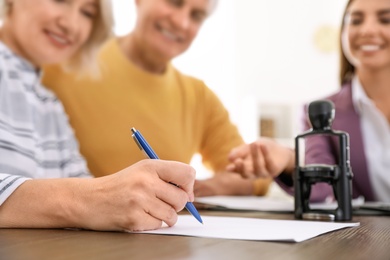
[260,144,279,176]
[228,144,250,161]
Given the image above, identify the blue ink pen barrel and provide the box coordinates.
[131,127,203,224]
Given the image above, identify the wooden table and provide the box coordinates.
[1,211,389,260]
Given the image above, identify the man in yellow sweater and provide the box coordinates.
[43,0,271,196]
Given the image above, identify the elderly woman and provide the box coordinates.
[0,0,195,232]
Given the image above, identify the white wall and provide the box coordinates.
[236,0,347,102]
[235,0,348,138]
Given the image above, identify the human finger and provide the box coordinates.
[144,197,179,228]
[152,160,196,201]
[234,158,251,177]
[250,142,263,177]
[247,142,277,178]
[235,142,265,179]
[225,163,236,172]
[260,144,280,177]
[124,210,163,232]
[154,179,190,212]
[228,144,250,162]
[226,158,247,174]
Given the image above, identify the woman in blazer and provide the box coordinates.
[227,0,390,202]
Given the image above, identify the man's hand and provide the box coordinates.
[226,138,295,179]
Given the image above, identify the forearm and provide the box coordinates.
[228,177,255,196]
[0,178,93,229]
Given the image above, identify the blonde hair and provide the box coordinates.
[0,0,8,17]
[0,0,114,76]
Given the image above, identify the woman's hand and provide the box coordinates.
[0,160,196,232]
[84,160,196,231]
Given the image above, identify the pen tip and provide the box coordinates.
[131,127,136,133]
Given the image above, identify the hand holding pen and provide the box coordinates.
[131,127,203,224]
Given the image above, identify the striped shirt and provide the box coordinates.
[0,42,91,206]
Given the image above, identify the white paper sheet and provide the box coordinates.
[196,196,294,211]
[195,196,365,212]
[140,216,359,242]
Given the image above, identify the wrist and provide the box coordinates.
[0,178,94,229]
[236,179,254,195]
[57,178,96,229]
[216,173,254,196]
[284,148,295,175]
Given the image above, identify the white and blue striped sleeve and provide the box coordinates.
[0,174,30,206]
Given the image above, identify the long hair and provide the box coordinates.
[339,0,355,86]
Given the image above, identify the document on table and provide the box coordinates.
[359,201,390,214]
[195,196,365,212]
[140,216,359,242]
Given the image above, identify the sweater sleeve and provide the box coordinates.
[0,174,30,206]
[198,86,244,172]
[194,82,271,195]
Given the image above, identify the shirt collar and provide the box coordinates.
[351,75,375,116]
[0,41,42,87]
[0,41,40,74]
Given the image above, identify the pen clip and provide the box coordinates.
[131,127,154,159]
[132,134,144,151]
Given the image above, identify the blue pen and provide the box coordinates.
[131,127,203,224]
